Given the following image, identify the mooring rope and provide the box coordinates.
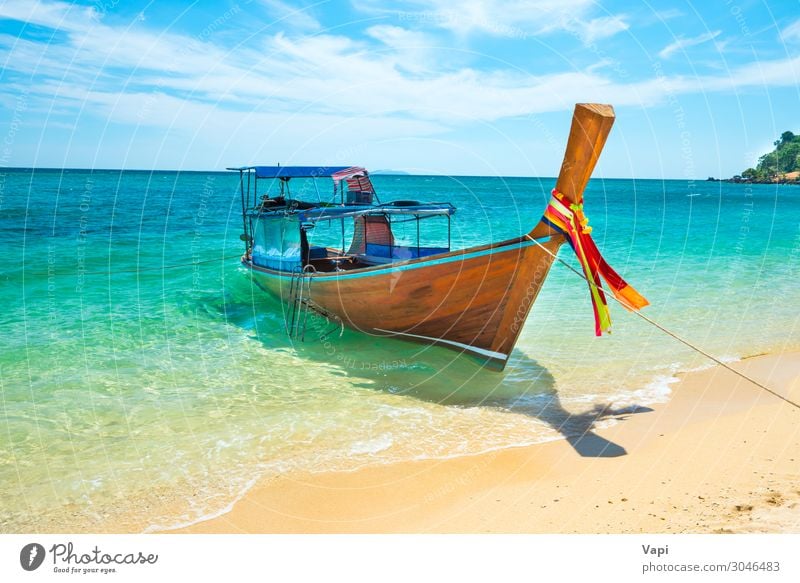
[524,234,800,411]
[34,254,243,277]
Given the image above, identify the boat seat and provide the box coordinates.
[348,215,394,255]
[308,246,328,260]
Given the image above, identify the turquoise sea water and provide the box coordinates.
[1,169,798,532]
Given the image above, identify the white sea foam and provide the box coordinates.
[349,434,394,455]
[142,474,261,534]
[624,373,678,405]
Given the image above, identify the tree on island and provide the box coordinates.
[744,130,800,181]
[742,132,800,179]
[742,167,759,180]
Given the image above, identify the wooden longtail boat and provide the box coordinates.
[230,103,647,370]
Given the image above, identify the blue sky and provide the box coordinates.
[0,0,798,177]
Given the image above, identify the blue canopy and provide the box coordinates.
[227,166,353,179]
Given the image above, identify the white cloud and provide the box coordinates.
[658,30,722,59]
[366,24,430,48]
[1,0,800,170]
[357,0,618,41]
[699,54,800,92]
[566,15,629,45]
[2,6,798,125]
[365,25,437,73]
[780,19,800,43]
[652,9,684,21]
[259,0,320,30]
[0,0,96,32]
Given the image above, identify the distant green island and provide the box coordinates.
[710,131,800,184]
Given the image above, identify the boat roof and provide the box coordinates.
[251,202,455,223]
[299,203,455,221]
[226,165,362,180]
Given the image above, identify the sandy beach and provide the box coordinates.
[171,350,800,534]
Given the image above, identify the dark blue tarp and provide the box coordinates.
[226,166,352,179]
[365,244,449,260]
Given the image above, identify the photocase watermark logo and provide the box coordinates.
[20,543,46,571]
[15,541,158,575]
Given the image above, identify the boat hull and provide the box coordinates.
[246,235,564,369]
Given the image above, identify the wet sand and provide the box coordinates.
[171,351,800,534]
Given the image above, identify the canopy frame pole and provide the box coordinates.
[416,215,420,257]
[313,179,321,204]
[246,170,251,210]
[447,214,451,251]
[239,170,248,255]
[387,213,393,258]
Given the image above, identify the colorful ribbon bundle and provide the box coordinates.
[542,189,649,335]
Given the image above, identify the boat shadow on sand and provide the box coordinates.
[282,317,654,459]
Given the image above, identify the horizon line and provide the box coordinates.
[0,166,721,181]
